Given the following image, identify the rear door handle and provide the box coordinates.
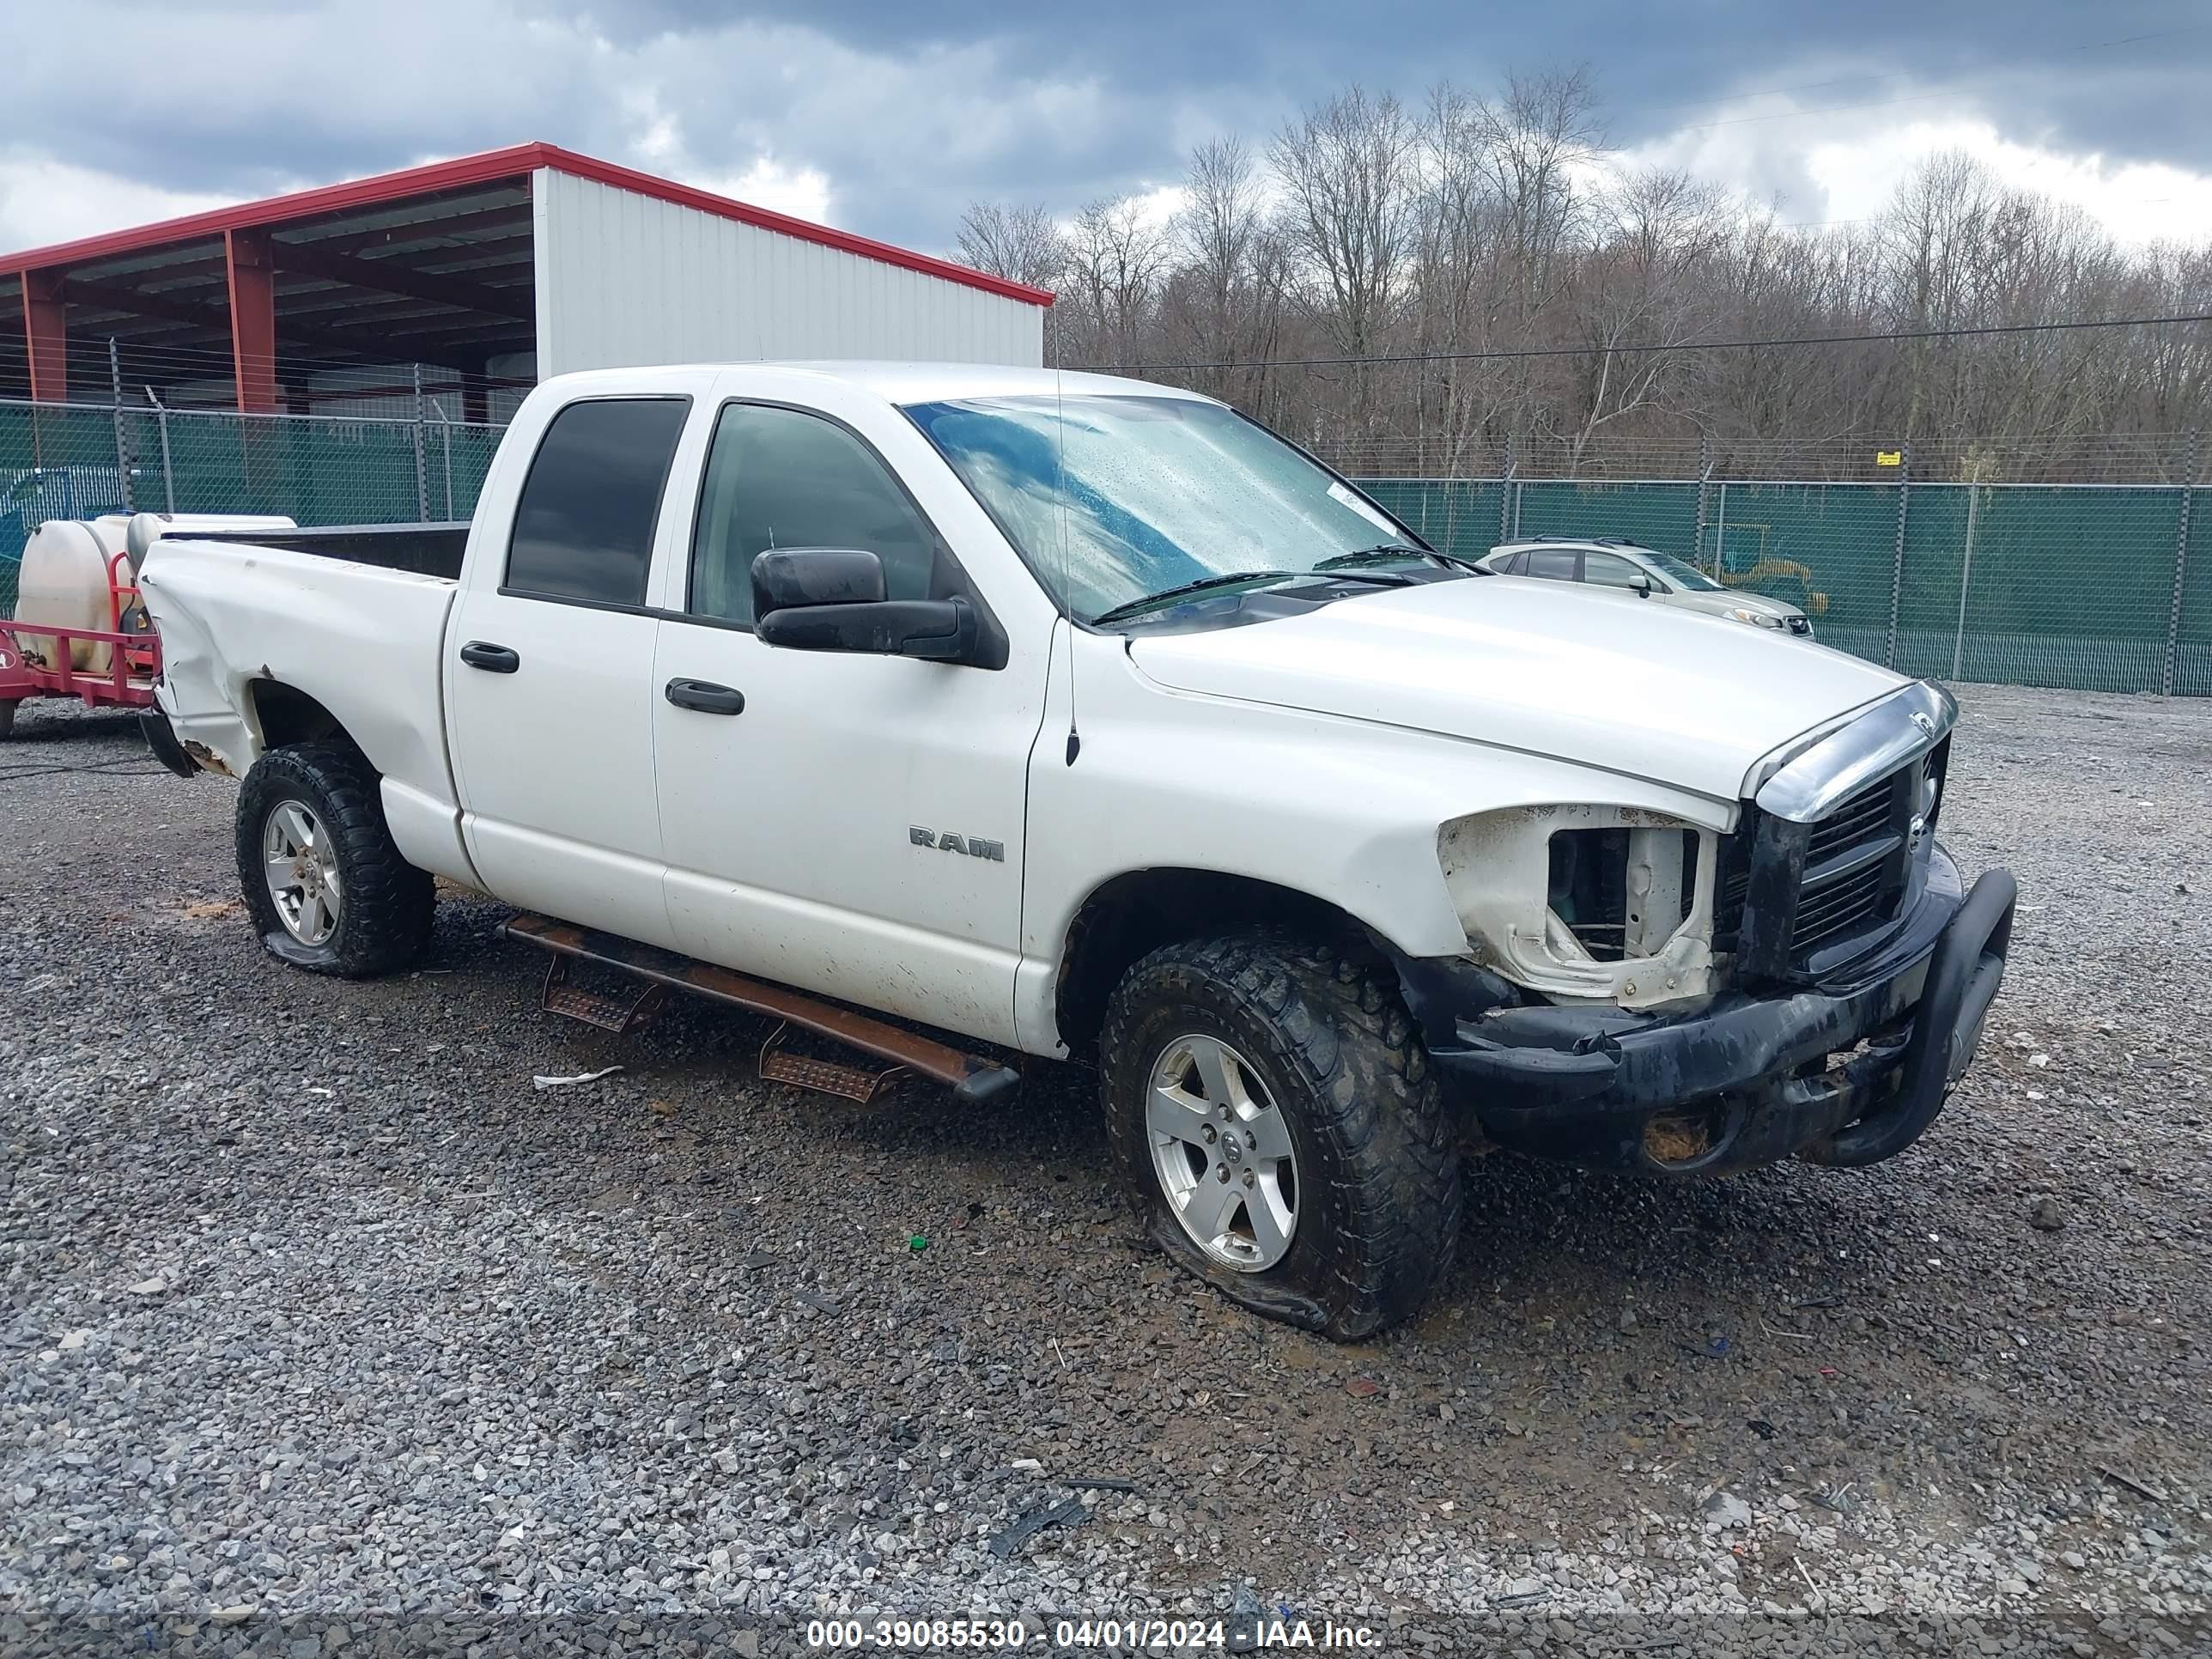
[459,641,520,673]
[665,678,745,715]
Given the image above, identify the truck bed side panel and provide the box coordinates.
[138,539,474,883]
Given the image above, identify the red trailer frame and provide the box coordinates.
[0,550,162,732]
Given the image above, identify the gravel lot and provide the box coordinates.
[3,685,2208,1657]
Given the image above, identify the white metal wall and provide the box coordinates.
[532,170,1045,375]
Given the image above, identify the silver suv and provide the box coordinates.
[1475,537,1814,637]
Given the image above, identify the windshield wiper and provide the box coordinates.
[1316,544,1487,575]
[1091,570,1303,626]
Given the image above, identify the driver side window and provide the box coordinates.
[1583,551,1648,590]
[689,404,945,625]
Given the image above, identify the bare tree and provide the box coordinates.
[1164,137,1285,403]
[1062,194,1172,365]
[1269,86,1419,361]
[949,73,2209,481]
[1480,67,1605,329]
[955,199,1065,290]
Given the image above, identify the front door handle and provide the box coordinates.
[665,678,745,715]
[459,641,520,673]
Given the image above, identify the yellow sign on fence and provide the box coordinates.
[1875,450,1903,467]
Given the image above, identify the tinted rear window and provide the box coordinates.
[505,398,690,605]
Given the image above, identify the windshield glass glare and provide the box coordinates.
[903,393,1418,623]
[1644,551,1722,592]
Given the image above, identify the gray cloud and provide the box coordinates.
[3,0,2208,254]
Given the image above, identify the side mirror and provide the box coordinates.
[1632,575,1653,597]
[751,548,980,664]
[752,547,886,611]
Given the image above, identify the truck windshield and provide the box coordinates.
[903,393,1425,624]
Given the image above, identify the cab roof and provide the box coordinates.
[536,360,1214,409]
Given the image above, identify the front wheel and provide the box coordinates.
[234,740,434,977]
[1099,933,1462,1340]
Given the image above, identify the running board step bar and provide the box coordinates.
[539,953,665,1034]
[758,1021,903,1103]
[501,914,1021,1106]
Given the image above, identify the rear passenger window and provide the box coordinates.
[1522,549,1579,581]
[688,403,944,625]
[505,398,690,606]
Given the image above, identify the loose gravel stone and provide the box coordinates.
[3,687,2208,1658]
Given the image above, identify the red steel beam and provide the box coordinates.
[225,228,277,412]
[22,269,68,401]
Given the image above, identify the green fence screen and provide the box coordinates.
[2,400,501,619]
[5,395,2205,697]
[1358,474,2204,696]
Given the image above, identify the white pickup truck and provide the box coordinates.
[137,362,2016,1339]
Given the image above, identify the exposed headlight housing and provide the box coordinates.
[1437,804,1725,1007]
[1725,605,1785,628]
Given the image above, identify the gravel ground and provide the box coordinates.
[3,685,2208,1658]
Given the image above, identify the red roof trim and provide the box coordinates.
[0,141,1054,307]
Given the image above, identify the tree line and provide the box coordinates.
[956,72,2212,481]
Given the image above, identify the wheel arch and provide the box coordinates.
[1053,867,1386,1057]
[246,678,351,753]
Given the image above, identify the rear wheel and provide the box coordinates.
[235,740,433,977]
[1100,933,1462,1340]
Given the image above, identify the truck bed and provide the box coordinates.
[190,522,470,581]
[137,532,465,872]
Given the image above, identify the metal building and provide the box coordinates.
[0,143,1053,416]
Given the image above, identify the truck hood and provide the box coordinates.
[1126,576,1905,802]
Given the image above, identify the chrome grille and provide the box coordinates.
[1806,777,1893,862]
[1734,690,1954,982]
[1792,771,1908,957]
[1793,860,1890,951]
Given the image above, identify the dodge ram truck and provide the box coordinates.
[137,362,2017,1339]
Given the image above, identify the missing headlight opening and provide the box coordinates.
[1547,825,1699,962]
[1437,803,1725,1008]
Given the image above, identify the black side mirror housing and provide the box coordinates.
[750,547,981,664]
[752,547,885,613]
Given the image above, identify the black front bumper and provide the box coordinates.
[1428,851,2016,1176]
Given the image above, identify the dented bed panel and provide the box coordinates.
[137,538,470,878]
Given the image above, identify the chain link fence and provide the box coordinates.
[1362,466,2209,696]
[1,397,502,615]
[5,392,2207,696]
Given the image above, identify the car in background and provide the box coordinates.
[1477,536,1814,637]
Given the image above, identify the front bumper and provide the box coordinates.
[1428,848,2015,1175]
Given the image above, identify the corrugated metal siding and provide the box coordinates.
[532,169,1043,375]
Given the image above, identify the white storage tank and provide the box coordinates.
[15,513,294,673]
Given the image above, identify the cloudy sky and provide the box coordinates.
[3,0,2209,259]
